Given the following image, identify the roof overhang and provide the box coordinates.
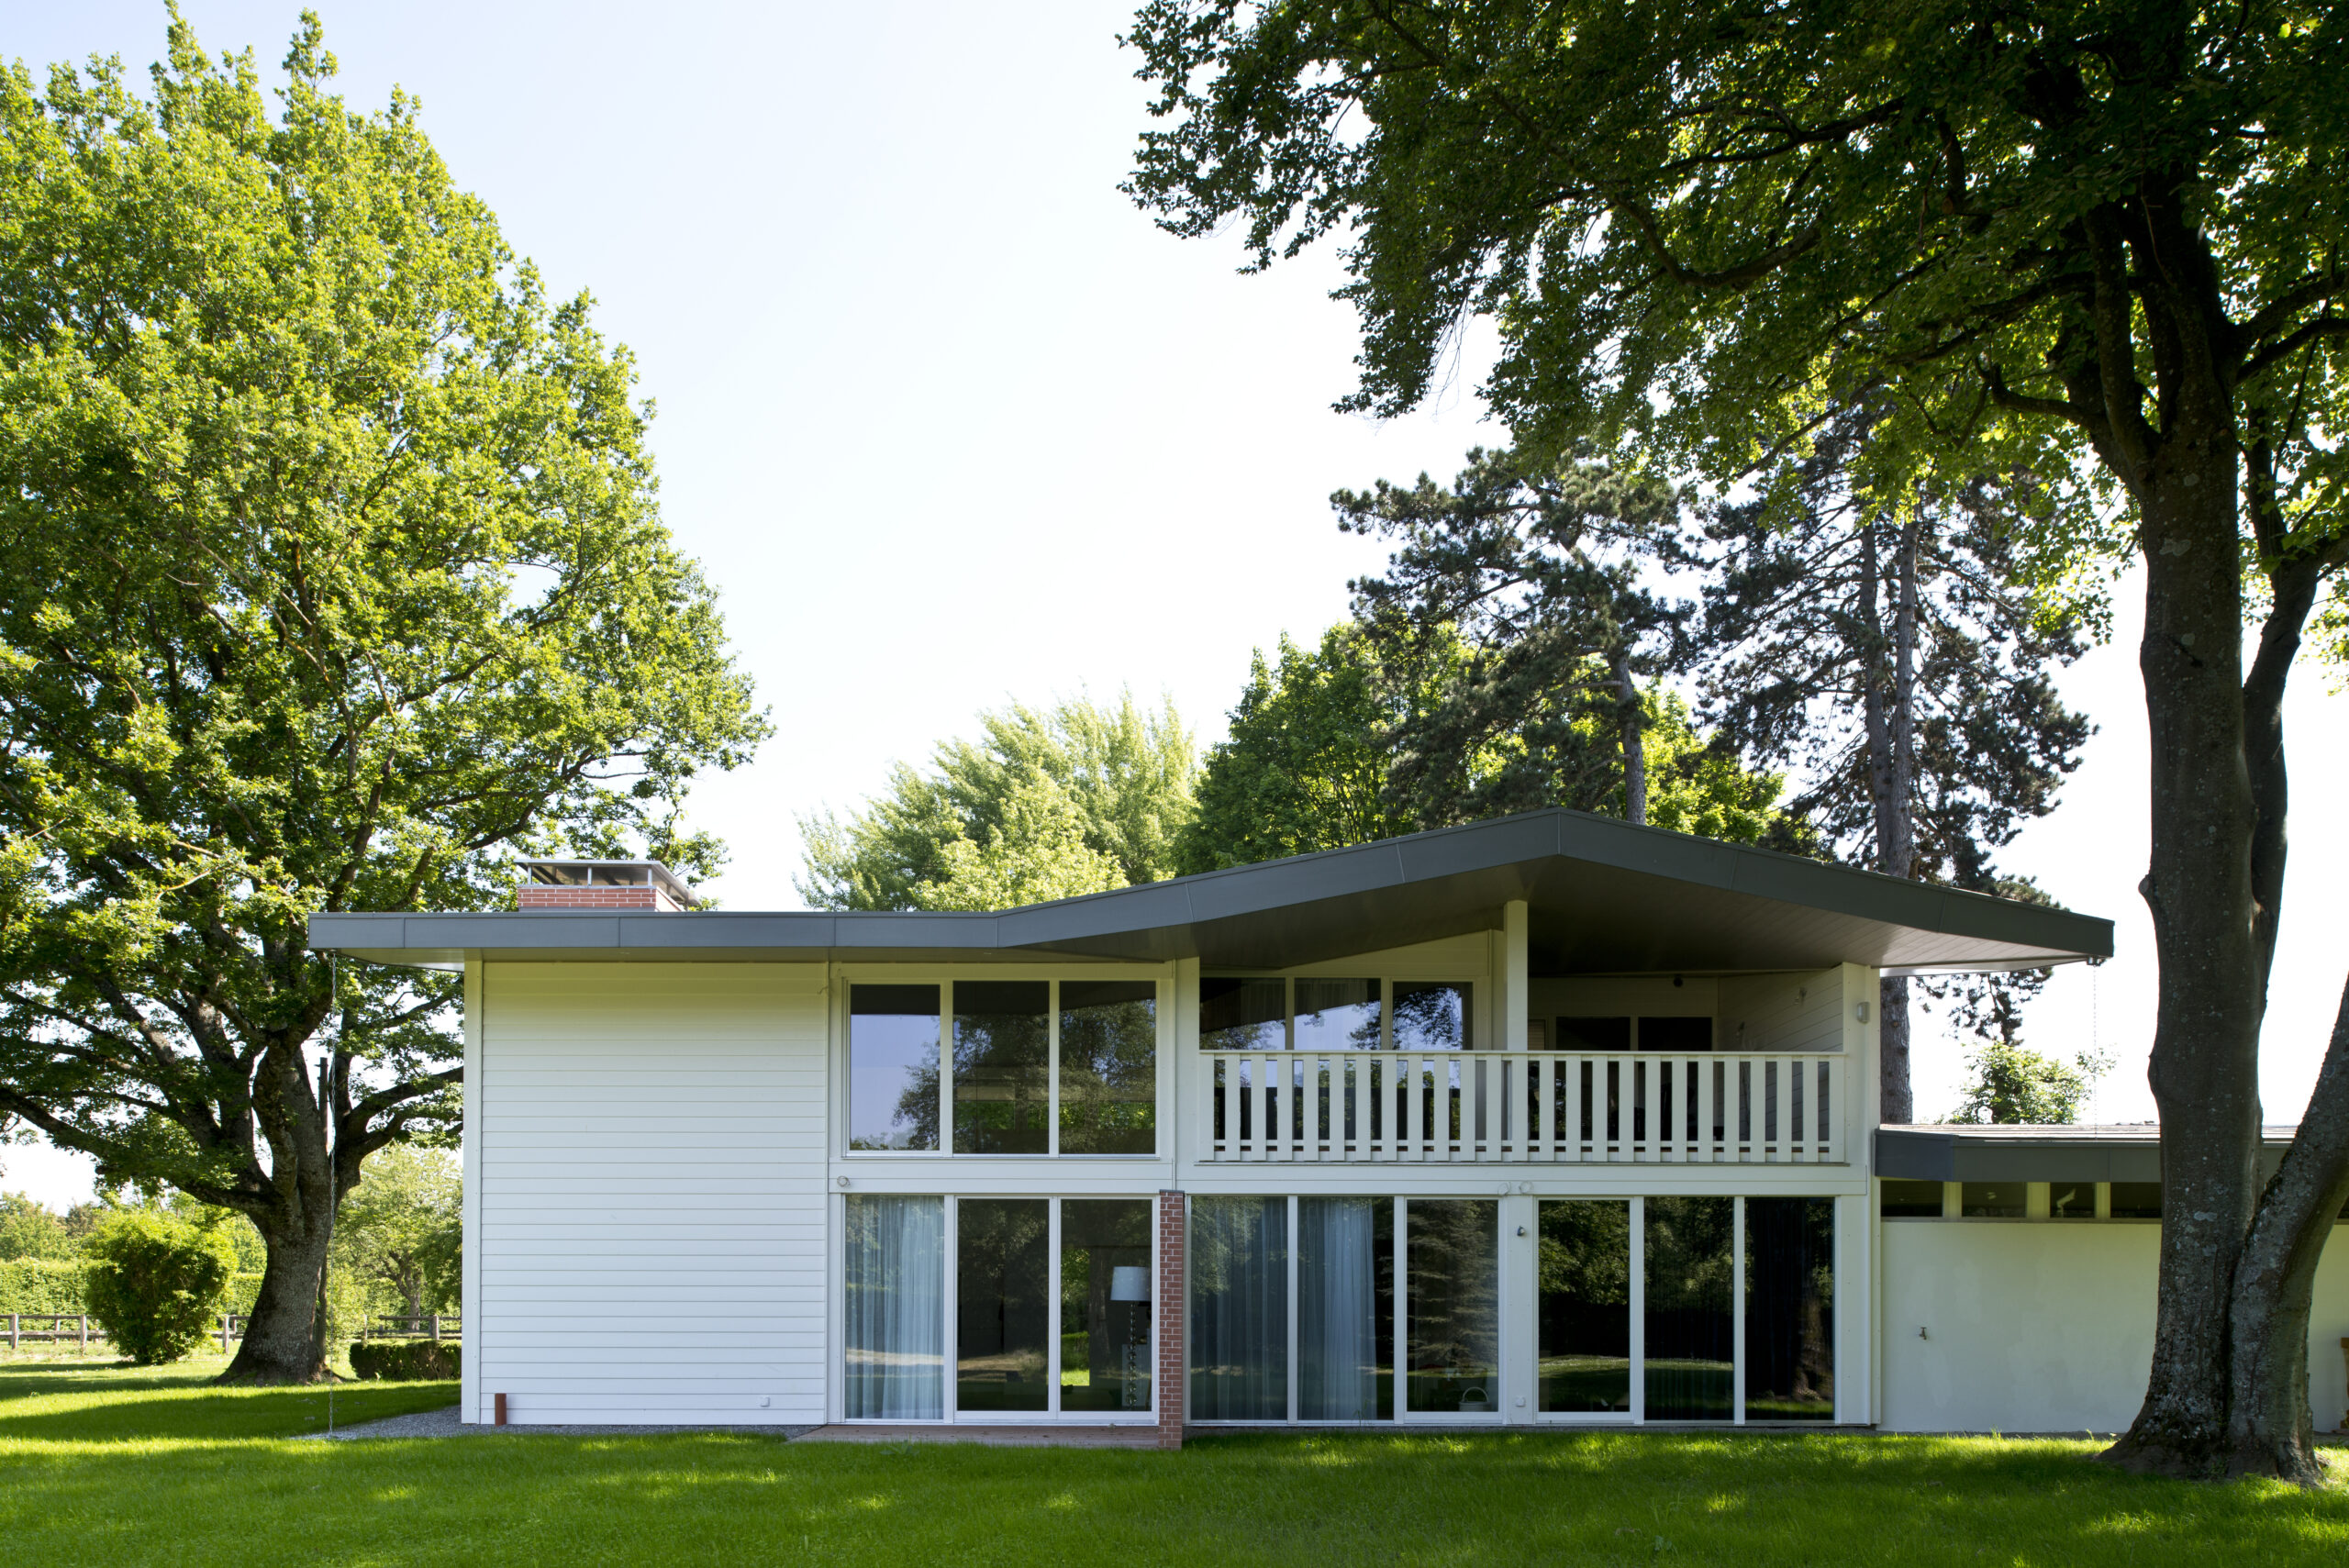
[1876,1125,2302,1184]
[307,808,2115,973]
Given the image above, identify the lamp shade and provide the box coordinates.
[1109,1266,1150,1302]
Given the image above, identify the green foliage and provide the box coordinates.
[1951,1042,2111,1127]
[0,1194,74,1261]
[0,1259,86,1316]
[81,1210,237,1365]
[347,1339,459,1381]
[0,10,763,1366]
[799,695,1195,910]
[334,1146,461,1319]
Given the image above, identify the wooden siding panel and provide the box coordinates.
[476,962,828,1425]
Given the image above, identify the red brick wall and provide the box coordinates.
[1157,1188,1186,1449]
[516,885,682,912]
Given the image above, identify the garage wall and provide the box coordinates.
[1879,1220,2349,1433]
[473,962,828,1425]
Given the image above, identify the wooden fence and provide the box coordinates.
[6,1313,102,1349]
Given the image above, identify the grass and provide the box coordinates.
[1,1356,2344,1565]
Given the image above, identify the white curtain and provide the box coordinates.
[1189,1195,1288,1419]
[844,1195,945,1419]
[1299,1197,1378,1420]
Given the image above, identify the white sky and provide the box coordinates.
[7,1,2345,1207]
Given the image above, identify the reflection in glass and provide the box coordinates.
[842,1195,944,1418]
[953,981,1050,1154]
[1538,1199,1631,1414]
[1059,981,1157,1155]
[1960,1183,2025,1218]
[1298,1197,1393,1420]
[1878,1180,1946,1218]
[1189,1196,1287,1419]
[1295,979,1382,1051]
[1394,983,1469,1051]
[1061,1200,1152,1412]
[1744,1196,1834,1422]
[956,1198,1049,1412]
[849,984,940,1151]
[1200,977,1285,1051]
[1644,1195,1733,1420]
[2051,1182,2096,1219]
[1405,1198,1498,1414]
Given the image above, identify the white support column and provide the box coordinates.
[1500,1191,1538,1424]
[460,955,483,1425]
[1502,900,1530,1052]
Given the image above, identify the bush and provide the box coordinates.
[349,1340,459,1381]
[82,1211,238,1365]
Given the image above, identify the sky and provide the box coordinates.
[6,1,2346,1207]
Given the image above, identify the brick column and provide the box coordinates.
[1156,1188,1186,1450]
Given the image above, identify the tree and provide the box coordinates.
[1338,447,1691,827]
[0,1193,75,1261]
[1951,1040,2112,1127]
[83,1207,238,1365]
[799,695,1195,910]
[1127,0,2349,1480]
[0,15,765,1384]
[334,1144,461,1324]
[1700,406,2092,1121]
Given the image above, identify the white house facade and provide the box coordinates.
[308,809,2349,1441]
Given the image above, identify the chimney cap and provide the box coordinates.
[518,859,697,909]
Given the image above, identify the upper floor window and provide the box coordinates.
[1198,977,1472,1050]
[849,979,1158,1156]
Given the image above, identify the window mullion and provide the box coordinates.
[1048,979,1060,1157]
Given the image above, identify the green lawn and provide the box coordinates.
[1,1356,2343,1565]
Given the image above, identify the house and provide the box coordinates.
[308,808,2349,1440]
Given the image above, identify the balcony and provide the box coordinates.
[1202,1050,1846,1164]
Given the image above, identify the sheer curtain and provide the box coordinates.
[844,1195,945,1419]
[1299,1197,1378,1420]
[1188,1195,1287,1419]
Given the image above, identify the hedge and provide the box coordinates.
[0,1262,263,1319]
[349,1340,459,1380]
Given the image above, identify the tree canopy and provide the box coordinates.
[0,12,764,1381]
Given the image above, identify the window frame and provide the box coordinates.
[1197,974,1483,1052]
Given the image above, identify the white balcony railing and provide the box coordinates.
[1202,1051,1845,1164]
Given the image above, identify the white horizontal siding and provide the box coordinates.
[476,962,828,1426]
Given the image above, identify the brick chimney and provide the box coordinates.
[517,860,696,913]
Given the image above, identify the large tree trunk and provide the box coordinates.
[1879,973,1913,1124]
[1857,515,1920,1122]
[224,1204,336,1383]
[221,1042,343,1384]
[2103,414,2266,1477]
[1609,651,1647,826]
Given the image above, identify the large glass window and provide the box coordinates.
[1060,1200,1152,1413]
[1189,1195,1288,1419]
[1538,1199,1631,1414]
[843,1195,945,1418]
[952,982,1051,1155]
[849,985,941,1151]
[1294,979,1382,1051]
[1298,1197,1394,1421]
[1201,977,1285,1051]
[1744,1196,1834,1422]
[1405,1198,1499,1414]
[1394,982,1469,1051]
[956,1198,1050,1412]
[1058,981,1157,1155]
[1644,1195,1733,1420]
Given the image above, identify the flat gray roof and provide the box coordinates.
[308,807,2113,974]
[1876,1124,2302,1184]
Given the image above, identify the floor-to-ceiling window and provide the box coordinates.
[1189,1195,1287,1419]
[1298,1196,1394,1420]
[842,1195,946,1418]
[1537,1198,1631,1415]
[1643,1195,1735,1420]
[1405,1199,1499,1415]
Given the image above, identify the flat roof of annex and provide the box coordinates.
[307,807,2114,976]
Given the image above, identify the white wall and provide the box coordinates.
[473,962,829,1425]
[1879,1220,2349,1433]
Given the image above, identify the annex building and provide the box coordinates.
[308,808,2349,1440]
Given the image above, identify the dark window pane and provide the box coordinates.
[1298,1197,1393,1420]
[1538,1199,1631,1414]
[1405,1198,1499,1414]
[1394,982,1470,1051]
[1201,977,1285,1051]
[1188,1196,1287,1419]
[1060,1200,1152,1413]
[1059,981,1157,1154]
[1744,1197,1834,1422]
[2050,1183,2096,1219]
[1557,1017,1631,1052]
[849,984,939,1151]
[1644,1195,1733,1420]
[952,981,1050,1154]
[956,1198,1048,1412]
[2110,1182,2163,1219]
[1878,1180,1945,1218]
[1640,1017,1713,1052]
[1296,978,1382,1051]
[1960,1183,2025,1218]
